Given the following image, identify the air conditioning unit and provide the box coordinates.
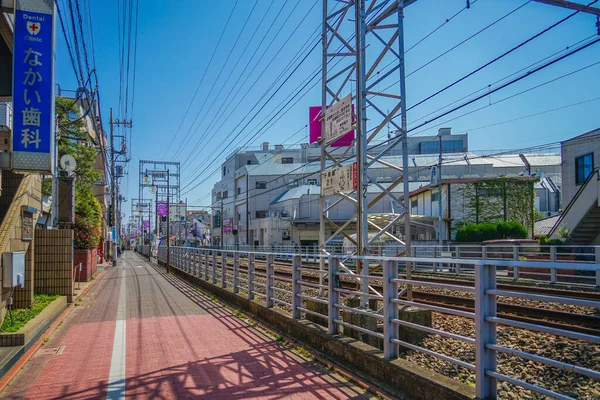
[0,102,12,132]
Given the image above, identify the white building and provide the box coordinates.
[547,128,600,244]
[211,138,562,247]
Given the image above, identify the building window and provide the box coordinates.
[223,190,228,199]
[419,139,464,154]
[307,178,317,185]
[247,160,252,165]
[411,199,418,209]
[255,211,267,218]
[256,181,267,189]
[477,188,503,197]
[431,190,440,202]
[282,157,294,164]
[575,153,594,185]
[223,166,226,176]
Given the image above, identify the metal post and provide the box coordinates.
[212,251,217,284]
[221,252,227,288]
[155,187,158,260]
[328,257,340,335]
[475,261,497,399]
[355,0,370,307]
[204,250,209,281]
[246,174,249,247]
[193,248,197,276]
[550,246,557,283]
[148,198,152,262]
[233,252,240,293]
[398,2,412,301]
[513,246,520,280]
[247,253,255,300]
[291,255,302,319]
[110,108,118,266]
[383,259,399,359]
[319,0,328,300]
[166,170,171,273]
[266,254,274,308]
[438,132,443,245]
[220,198,224,250]
[595,247,600,287]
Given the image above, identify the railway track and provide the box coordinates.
[176,255,600,336]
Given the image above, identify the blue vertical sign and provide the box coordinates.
[12,0,55,173]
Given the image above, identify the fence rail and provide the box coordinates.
[191,243,600,286]
[150,246,600,400]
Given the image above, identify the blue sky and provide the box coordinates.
[54,0,600,214]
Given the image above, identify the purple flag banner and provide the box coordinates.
[157,201,168,217]
[143,221,150,229]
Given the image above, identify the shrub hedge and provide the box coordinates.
[455,221,527,242]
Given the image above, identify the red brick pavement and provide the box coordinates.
[124,314,366,399]
[0,253,374,399]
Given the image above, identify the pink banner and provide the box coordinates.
[223,218,232,233]
[309,105,355,147]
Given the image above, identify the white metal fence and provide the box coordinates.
[155,246,600,400]
[189,243,600,287]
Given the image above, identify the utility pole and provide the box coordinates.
[166,170,171,272]
[220,197,224,250]
[438,131,443,247]
[109,108,132,266]
[148,198,152,262]
[246,174,249,247]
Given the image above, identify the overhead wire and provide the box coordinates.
[178,1,350,187]
[160,0,242,160]
[169,0,262,162]
[181,0,526,195]
[188,37,600,205]
[175,0,309,166]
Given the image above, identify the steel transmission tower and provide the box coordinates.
[138,160,181,246]
[320,0,416,304]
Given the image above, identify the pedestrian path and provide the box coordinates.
[1,252,374,399]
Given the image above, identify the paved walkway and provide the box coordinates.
[1,252,374,399]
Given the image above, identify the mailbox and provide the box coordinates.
[3,251,25,288]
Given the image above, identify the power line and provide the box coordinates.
[176,0,314,166]
[188,41,599,205]
[408,57,600,137]
[169,0,262,162]
[160,0,242,160]
[449,96,600,134]
[179,0,522,193]
[178,2,356,187]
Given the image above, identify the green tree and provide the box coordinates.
[48,97,103,250]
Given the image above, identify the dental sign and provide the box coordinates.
[12,0,55,173]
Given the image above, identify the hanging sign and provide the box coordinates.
[321,162,358,196]
[324,94,353,145]
[11,0,56,173]
[430,165,438,186]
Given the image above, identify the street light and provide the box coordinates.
[149,185,157,194]
[143,174,150,185]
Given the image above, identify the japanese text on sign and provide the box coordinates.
[12,1,55,173]
[324,94,353,145]
[321,162,358,197]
